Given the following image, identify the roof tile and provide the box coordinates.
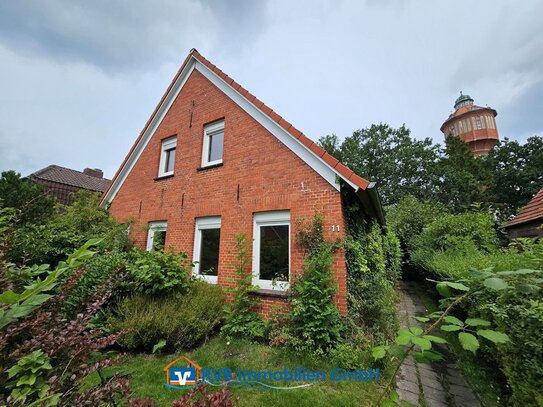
[507,189,543,227]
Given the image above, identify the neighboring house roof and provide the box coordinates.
[101,49,384,223]
[506,189,543,228]
[30,165,111,192]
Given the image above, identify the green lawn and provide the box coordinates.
[89,337,388,406]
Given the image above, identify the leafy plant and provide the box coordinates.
[284,214,344,354]
[125,248,191,295]
[113,280,224,351]
[0,242,129,406]
[6,349,60,406]
[221,233,267,341]
[7,190,132,267]
[0,238,101,330]
[345,223,399,342]
[172,384,236,407]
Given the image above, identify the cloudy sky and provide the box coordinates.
[1,0,542,179]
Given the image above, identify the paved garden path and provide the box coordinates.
[395,281,481,407]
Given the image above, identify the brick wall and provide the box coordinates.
[108,69,348,316]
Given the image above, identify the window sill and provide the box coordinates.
[154,174,174,181]
[197,163,223,172]
[248,289,288,299]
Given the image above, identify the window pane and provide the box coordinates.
[259,225,289,281]
[165,148,176,173]
[208,131,224,162]
[200,228,220,276]
[153,230,166,251]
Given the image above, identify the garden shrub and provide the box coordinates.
[411,212,498,256]
[386,195,445,253]
[0,242,130,406]
[7,190,132,266]
[113,280,224,351]
[125,248,191,295]
[284,214,344,355]
[288,244,344,354]
[345,222,399,343]
[221,233,267,341]
[62,251,128,314]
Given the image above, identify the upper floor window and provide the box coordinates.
[159,137,176,177]
[252,211,290,290]
[146,221,167,251]
[475,117,482,129]
[202,121,224,167]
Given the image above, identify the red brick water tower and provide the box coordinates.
[440,92,499,156]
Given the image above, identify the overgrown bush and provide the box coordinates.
[0,242,129,406]
[282,214,344,355]
[345,223,399,342]
[125,248,191,295]
[113,280,224,351]
[221,233,267,341]
[386,195,445,254]
[7,190,132,266]
[412,212,498,256]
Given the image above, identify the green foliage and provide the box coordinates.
[284,214,344,354]
[113,280,225,351]
[386,195,445,254]
[464,262,543,406]
[345,222,399,342]
[6,349,60,406]
[221,233,267,341]
[0,170,56,225]
[0,239,101,330]
[288,244,344,354]
[62,251,128,313]
[7,190,132,266]
[484,136,543,219]
[125,248,191,295]
[319,124,440,205]
[436,135,491,212]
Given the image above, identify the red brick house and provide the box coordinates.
[101,49,383,316]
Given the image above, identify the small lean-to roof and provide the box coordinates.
[506,189,543,228]
[101,49,383,222]
[30,165,110,192]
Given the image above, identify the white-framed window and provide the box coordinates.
[146,221,167,251]
[201,120,224,167]
[252,211,290,290]
[158,137,177,177]
[193,217,221,283]
[475,117,482,129]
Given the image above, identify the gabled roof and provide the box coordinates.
[101,49,383,222]
[506,189,543,228]
[30,165,110,192]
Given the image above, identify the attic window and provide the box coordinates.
[201,121,224,167]
[159,137,176,177]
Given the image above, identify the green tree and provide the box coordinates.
[0,171,55,225]
[436,136,491,212]
[484,136,543,218]
[319,124,441,205]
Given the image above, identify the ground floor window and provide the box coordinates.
[146,221,167,251]
[193,217,221,283]
[252,211,290,290]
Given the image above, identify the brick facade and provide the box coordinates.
[108,68,349,316]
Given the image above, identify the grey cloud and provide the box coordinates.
[0,0,268,73]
